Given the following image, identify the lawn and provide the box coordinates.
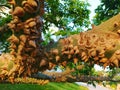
[0,82,88,90]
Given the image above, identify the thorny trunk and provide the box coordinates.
[0,0,45,82]
[0,0,120,83]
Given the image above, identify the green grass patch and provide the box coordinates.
[0,82,88,90]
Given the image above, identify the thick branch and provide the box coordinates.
[95,14,120,32]
[43,14,120,70]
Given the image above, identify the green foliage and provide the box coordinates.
[44,0,90,33]
[87,81,96,87]
[78,64,92,75]
[108,68,120,78]
[0,15,12,26]
[0,41,10,53]
[0,15,12,52]
[108,81,117,89]
[54,28,82,36]
[0,0,7,4]
[0,0,11,9]
[0,0,12,52]
[93,0,120,25]
[67,61,95,76]
[42,0,90,45]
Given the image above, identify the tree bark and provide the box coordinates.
[0,0,44,82]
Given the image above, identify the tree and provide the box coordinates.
[44,0,90,31]
[0,0,120,85]
[93,0,120,25]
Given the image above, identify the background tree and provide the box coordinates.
[44,0,90,32]
[93,0,120,25]
[0,0,12,53]
[42,0,90,45]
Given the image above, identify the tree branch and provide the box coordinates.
[43,14,120,70]
[31,72,120,82]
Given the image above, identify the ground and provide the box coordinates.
[0,82,88,90]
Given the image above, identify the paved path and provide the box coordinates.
[76,82,109,90]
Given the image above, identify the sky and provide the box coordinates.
[87,0,100,23]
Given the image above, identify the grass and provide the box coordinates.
[0,82,88,90]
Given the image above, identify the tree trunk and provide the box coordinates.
[0,0,44,82]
